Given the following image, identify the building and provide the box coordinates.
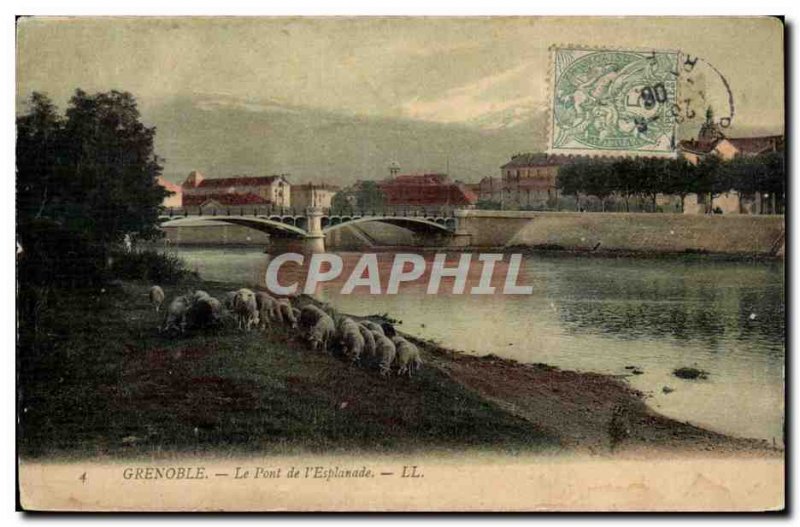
[180,171,291,209]
[679,136,784,165]
[678,122,784,214]
[377,172,477,210]
[157,177,182,208]
[474,153,569,209]
[291,183,340,211]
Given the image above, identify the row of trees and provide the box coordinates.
[17,90,170,287]
[330,180,385,213]
[556,153,785,212]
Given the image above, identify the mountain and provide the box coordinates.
[141,95,549,187]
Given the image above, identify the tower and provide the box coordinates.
[389,161,400,179]
[697,107,724,143]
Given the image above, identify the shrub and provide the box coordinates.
[109,249,195,284]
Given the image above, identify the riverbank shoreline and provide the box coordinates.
[17,278,782,460]
[146,241,784,262]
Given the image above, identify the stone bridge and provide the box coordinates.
[159,207,465,252]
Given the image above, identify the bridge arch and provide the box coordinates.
[159,216,309,238]
[321,216,454,236]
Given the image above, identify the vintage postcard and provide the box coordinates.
[16,16,785,511]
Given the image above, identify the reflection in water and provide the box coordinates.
[172,247,785,445]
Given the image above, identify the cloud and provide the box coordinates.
[400,63,541,129]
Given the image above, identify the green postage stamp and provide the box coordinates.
[549,47,680,157]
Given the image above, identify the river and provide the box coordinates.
[172,246,785,445]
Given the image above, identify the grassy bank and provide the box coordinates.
[18,279,780,460]
[17,279,558,459]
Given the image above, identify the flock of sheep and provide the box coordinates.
[148,285,423,378]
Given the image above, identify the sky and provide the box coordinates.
[15,17,785,183]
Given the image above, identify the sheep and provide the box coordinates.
[358,323,377,364]
[192,290,212,303]
[380,322,397,338]
[232,288,259,331]
[393,336,423,378]
[298,304,327,333]
[277,298,298,328]
[255,291,281,330]
[336,317,364,363]
[360,320,384,335]
[372,330,397,377]
[307,312,336,352]
[221,290,239,311]
[161,295,190,335]
[186,296,224,330]
[149,285,165,312]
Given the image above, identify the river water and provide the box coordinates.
[173,246,785,445]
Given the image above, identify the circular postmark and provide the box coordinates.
[670,51,736,134]
[550,47,736,155]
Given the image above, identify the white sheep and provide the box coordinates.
[277,298,298,328]
[255,291,281,330]
[360,320,384,335]
[358,323,377,364]
[336,317,364,363]
[393,336,423,378]
[221,290,239,311]
[232,288,259,331]
[372,330,397,377]
[192,290,212,303]
[307,312,336,352]
[298,304,327,333]
[161,295,190,334]
[149,285,165,312]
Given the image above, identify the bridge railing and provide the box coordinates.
[162,206,459,230]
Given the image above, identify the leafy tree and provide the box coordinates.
[17,93,65,223]
[331,180,386,213]
[59,89,168,244]
[662,157,696,212]
[17,89,169,286]
[556,161,587,210]
[579,161,613,211]
[613,158,638,212]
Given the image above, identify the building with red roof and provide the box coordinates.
[180,171,291,208]
[377,172,477,210]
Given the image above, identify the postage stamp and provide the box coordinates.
[548,47,680,156]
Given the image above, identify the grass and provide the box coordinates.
[18,279,559,459]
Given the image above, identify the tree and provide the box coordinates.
[612,158,638,212]
[331,180,386,213]
[557,161,587,210]
[59,89,167,244]
[693,154,723,214]
[582,160,614,212]
[662,157,696,212]
[17,89,169,286]
[16,93,65,223]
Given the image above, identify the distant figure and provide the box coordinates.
[123,233,133,253]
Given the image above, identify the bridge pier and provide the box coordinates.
[448,209,472,247]
[304,207,326,253]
